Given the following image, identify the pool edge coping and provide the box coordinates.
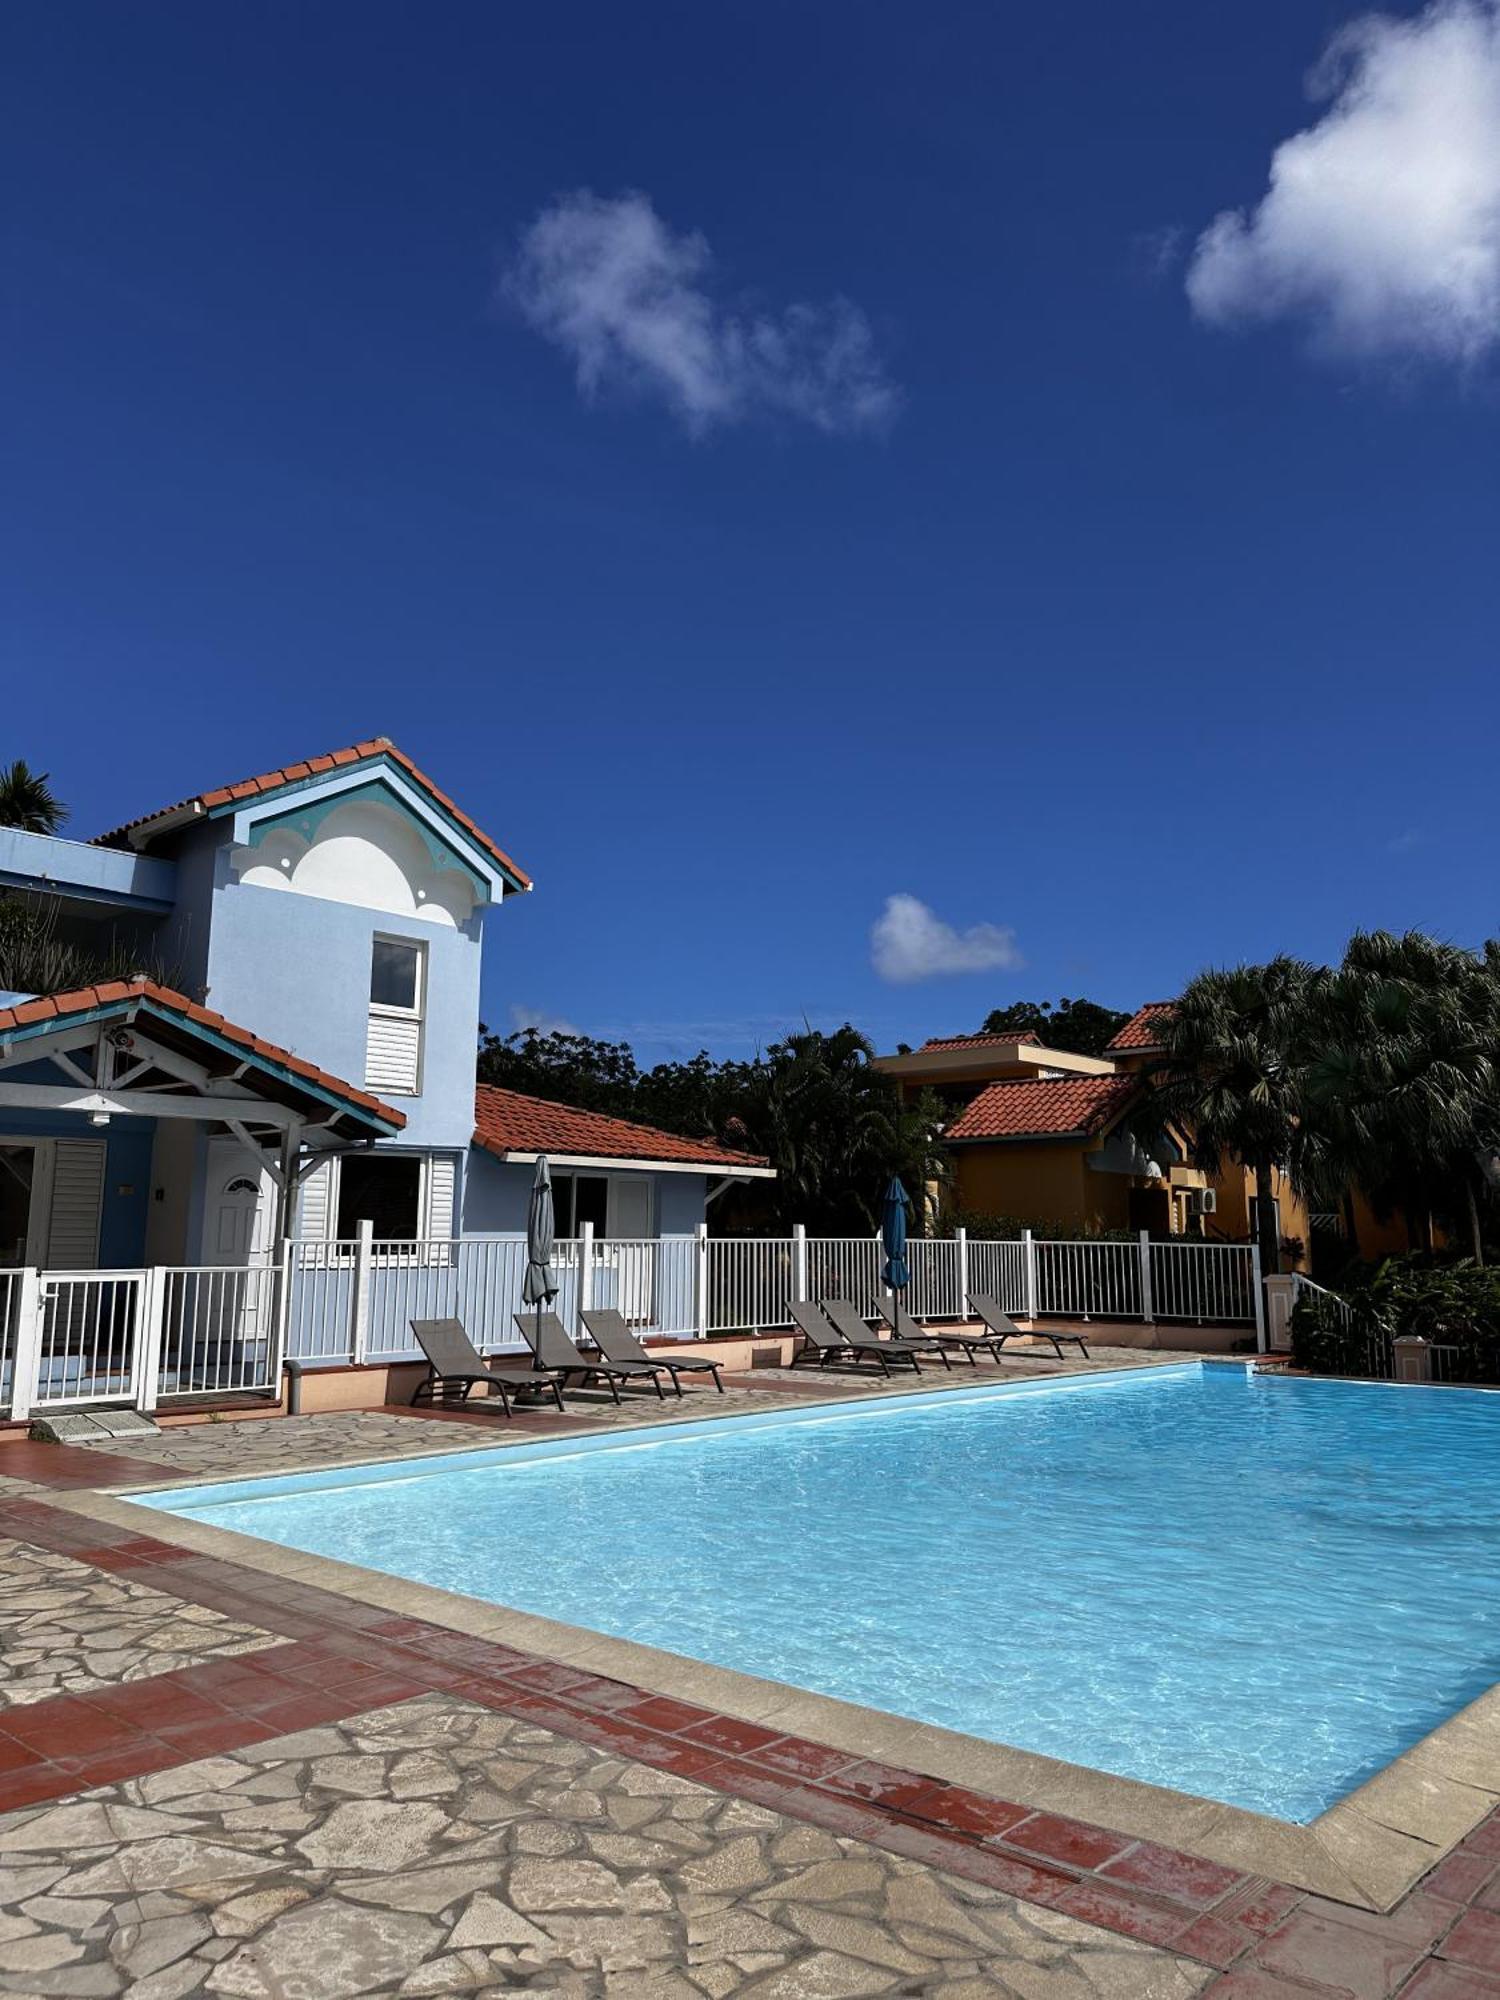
[34,1375,1497,1917]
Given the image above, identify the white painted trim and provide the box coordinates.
[227,764,520,899]
[487,1149,776,1179]
[0,1084,308,1127]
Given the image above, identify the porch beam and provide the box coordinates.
[0,1083,303,1127]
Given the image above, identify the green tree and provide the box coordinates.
[0,761,67,835]
[1297,932,1500,1263]
[1138,958,1315,1274]
[978,995,1132,1057]
[477,1028,642,1118]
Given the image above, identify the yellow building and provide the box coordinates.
[875,1009,1311,1261]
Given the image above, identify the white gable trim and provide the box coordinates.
[226,765,521,902]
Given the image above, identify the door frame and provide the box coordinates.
[0,1135,57,1266]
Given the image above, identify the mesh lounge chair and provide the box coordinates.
[581,1308,724,1396]
[875,1295,1006,1365]
[821,1296,950,1370]
[969,1292,1090,1360]
[788,1299,921,1375]
[410,1317,566,1415]
[515,1311,667,1403]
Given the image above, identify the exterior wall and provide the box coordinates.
[952,1141,1131,1232]
[196,837,486,1155]
[462,1147,709,1236]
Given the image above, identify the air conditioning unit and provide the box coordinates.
[1188,1188,1217,1216]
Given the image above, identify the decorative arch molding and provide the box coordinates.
[231,787,482,926]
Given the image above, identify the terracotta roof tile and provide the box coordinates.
[945,1074,1139,1143]
[473,1084,769,1170]
[91,737,531,890]
[920,1031,1042,1051]
[1106,1002,1177,1052]
[0,979,405,1131]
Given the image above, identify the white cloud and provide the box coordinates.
[1187,0,1500,367]
[508,1003,580,1038]
[505,190,899,437]
[870,895,1022,985]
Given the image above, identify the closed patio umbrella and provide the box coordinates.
[881,1175,911,1315]
[523,1155,559,1370]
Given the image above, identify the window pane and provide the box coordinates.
[371,939,420,1011]
[336,1155,424,1240]
[574,1175,609,1235]
[551,1176,575,1239]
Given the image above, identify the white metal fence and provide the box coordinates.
[0,1227,1265,1419]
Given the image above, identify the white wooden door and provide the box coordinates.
[204,1144,275,1355]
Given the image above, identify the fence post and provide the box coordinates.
[350,1219,374,1365]
[1138,1231,1155,1324]
[1251,1242,1267,1353]
[273,1242,293,1394]
[135,1268,166,1414]
[792,1224,808,1304]
[693,1223,709,1340]
[955,1228,969,1321]
[1022,1229,1038,1322]
[578,1220,595,1330]
[9,1269,42,1424]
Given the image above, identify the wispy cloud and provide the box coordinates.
[508,1003,581,1037]
[870,895,1022,985]
[1387,827,1427,853]
[504,190,900,438]
[1187,0,1500,368]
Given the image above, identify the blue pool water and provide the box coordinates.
[136,1364,1500,1821]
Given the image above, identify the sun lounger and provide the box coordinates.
[788,1299,922,1375]
[968,1292,1090,1359]
[580,1308,724,1395]
[515,1310,667,1402]
[410,1317,565,1414]
[820,1297,951,1369]
[874,1294,1006,1364]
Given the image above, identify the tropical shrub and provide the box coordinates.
[1291,1257,1500,1384]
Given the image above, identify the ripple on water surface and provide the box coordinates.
[148,1367,1500,1821]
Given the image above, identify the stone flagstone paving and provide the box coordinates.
[0,1538,278,1709]
[0,1693,1209,1998]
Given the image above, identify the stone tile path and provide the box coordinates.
[0,1538,277,1709]
[0,1692,1210,1997]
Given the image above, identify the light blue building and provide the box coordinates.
[0,739,771,1339]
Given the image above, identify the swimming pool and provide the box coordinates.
[136,1363,1500,1822]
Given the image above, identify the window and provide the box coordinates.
[549,1172,626,1239]
[335,1155,424,1241]
[365,936,426,1095]
[371,938,422,1012]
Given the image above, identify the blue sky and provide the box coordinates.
[7,1,1500,1064]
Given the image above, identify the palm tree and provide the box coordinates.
[1140,958,1315,1274]
[740,1025,948,1234]
[0,761,67,834]
[1297,932,1500,1263]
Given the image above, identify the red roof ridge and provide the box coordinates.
[0,978,406,1130]
[919,1030,1043,1050]
[90,737,530,891]
[474,1082,769,1170]
[945,1072,1138,1143]
[1105,1001,1178,1052]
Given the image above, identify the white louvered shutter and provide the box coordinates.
[365,1015,422,1095]
[424,1155,456,1240]
[45,1141,105,1267]
[297,1159,336,1243]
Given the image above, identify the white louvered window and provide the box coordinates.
[365,936,425,1095]
[45,1140,105,1266]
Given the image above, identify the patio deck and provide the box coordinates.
[0,1364,1496,1995]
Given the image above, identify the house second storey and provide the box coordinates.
[0,738,770,1273]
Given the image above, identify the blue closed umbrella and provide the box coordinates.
[881,1176,911,1305]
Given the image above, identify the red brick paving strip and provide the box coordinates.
[4,1481,1500,1991]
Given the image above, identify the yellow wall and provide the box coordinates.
[953,1142,1135,1233]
